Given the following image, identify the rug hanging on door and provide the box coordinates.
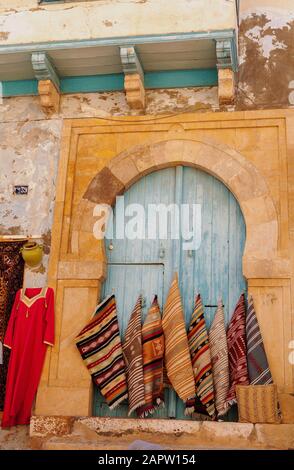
[75,294,128,409]
[208,299,230,417]
[0,240,25,410]
[123,295,145,416]
[226,293,249,405]
[162,273,195,413]
[246,295,273,385]
[137,295,165,417]
[188,294,216,419]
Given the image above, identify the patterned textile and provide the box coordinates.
[123,296,145,415]
[236,384,280,424]
[208,299,230,417]
[193,394,212,420]
[246,295,273,385]
[163,363,172,388]
[0,241,25,410]
[137,295,165,417]
[162,273,195,411]
[75,295,128,409]
[188,294,216,418]
[226,293,249,405]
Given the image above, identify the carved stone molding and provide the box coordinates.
[124,73,145,110]
[218,68,235,105]
[38,79,60,114]
[120,47,145,110]
[32,52,61,114]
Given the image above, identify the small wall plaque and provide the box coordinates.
[13,185,29,195]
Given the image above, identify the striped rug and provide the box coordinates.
[208,299,230,417]
[226,293,249,405]
[246,295,273,385]
[123,295,145,416]
[162,273,195,412]
[75,295,128,409]
[137,295,165,417]
[188,294,216,419]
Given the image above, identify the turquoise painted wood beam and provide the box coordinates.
[1,68,218,97]
[145,69,217,89]
[120,46,144,81]
[31,51,60,90]
[0,30,237,53]
[216,39,238,72]
[2,79,38,96]
[60,74,125,93]
[0,29,238,72]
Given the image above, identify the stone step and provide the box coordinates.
[30,416,294,450]
[42,435,257,451]
[43,436,133,451]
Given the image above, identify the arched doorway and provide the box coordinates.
[93,165,246,418]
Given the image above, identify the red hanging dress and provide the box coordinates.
[2,287,54,428]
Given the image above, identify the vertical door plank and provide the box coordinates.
[210,177,230,328]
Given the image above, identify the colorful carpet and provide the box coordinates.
[76,295,128,409]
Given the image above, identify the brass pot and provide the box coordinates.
[20,241,43,268]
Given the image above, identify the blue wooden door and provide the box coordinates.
[93,166,246,418]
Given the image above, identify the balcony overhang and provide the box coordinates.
[0,30,238,109]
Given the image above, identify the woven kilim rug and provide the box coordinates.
[75,295,128,409]
[137,295,165,417]
[123,295,145,416]
[162,273,195,412]
[188,294,216,418]
[208,299,230,417]
[246,295,273,385]
[226,293,249,405]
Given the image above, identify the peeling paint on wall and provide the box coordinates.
[0,85,219,283]
[0,87,220,121]
[61,87,219,118]
[0,119,62,286]
[237,7,294,109]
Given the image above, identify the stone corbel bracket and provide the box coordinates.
[31,51,60,114]
[120,46,145,110]
[216,39,236,105]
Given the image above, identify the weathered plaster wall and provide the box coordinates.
[0,0,236,45]
[0,86,218,284]
[0,118,62,286]
[237,1,294,109]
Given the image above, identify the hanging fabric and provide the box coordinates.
[2,287,54,428]
[188,294,216,419]
[208,299,230,417]
[246,295,273,385]
[75,294,128,410]
[0,240,25,411]
[163,362,172,389]
[226,293,249,406]
[137,295,164,417]
[162,273,195,413]
[123,295,145,416]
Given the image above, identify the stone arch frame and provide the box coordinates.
[35,128,293,420]
[72,138,287,280]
